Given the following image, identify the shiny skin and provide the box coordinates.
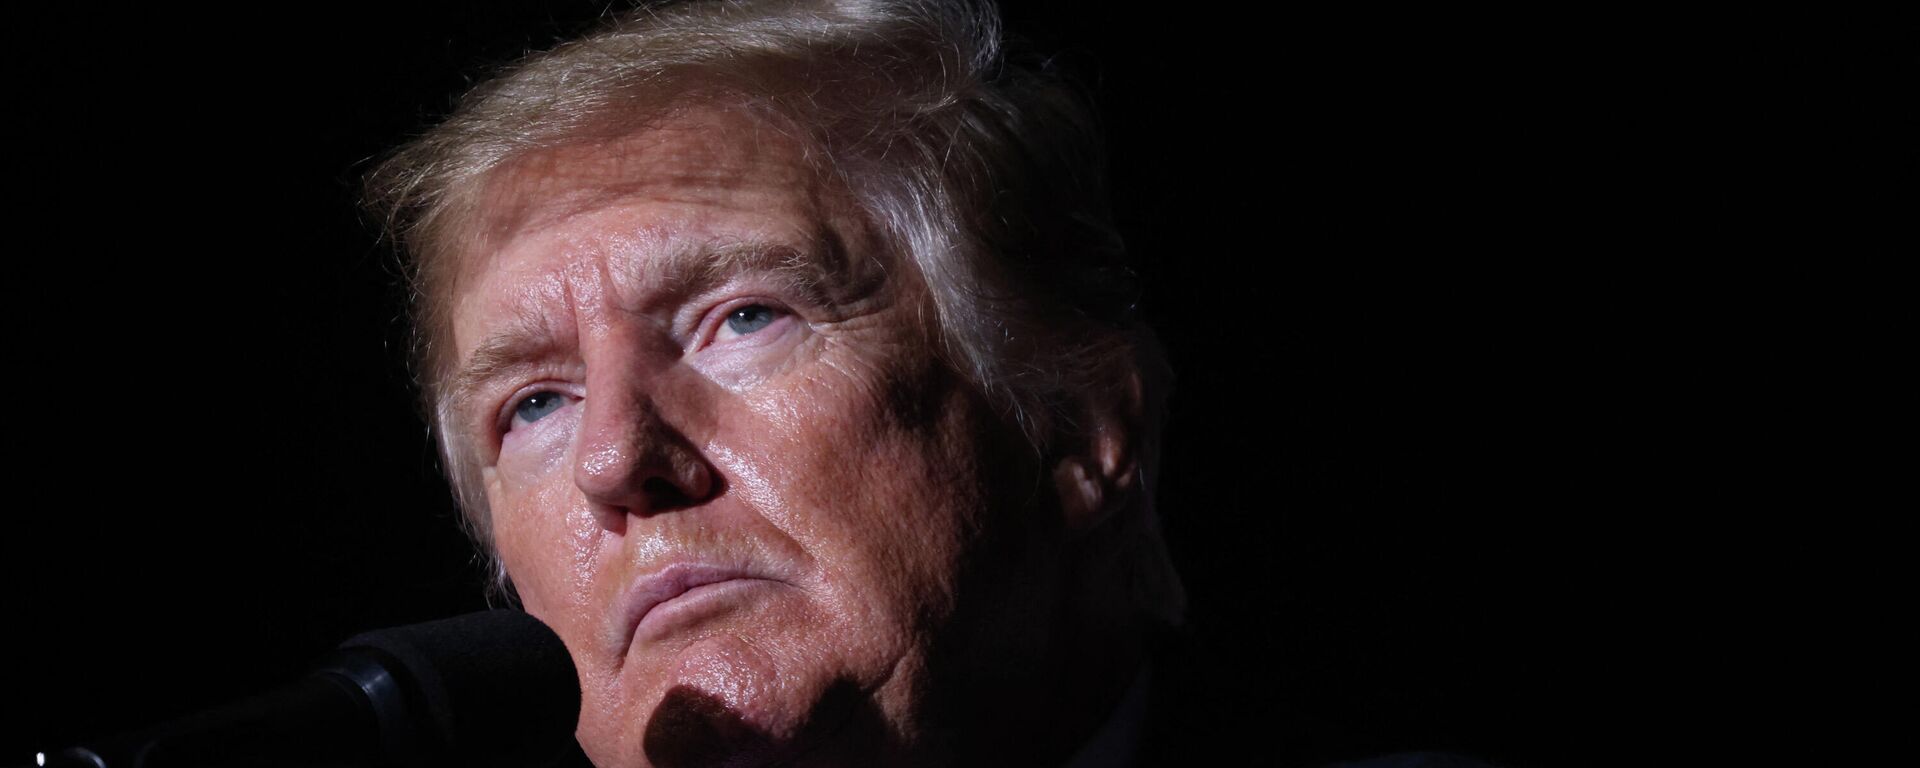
[446,106,1082,767]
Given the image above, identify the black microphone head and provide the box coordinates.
[331,609,581,768]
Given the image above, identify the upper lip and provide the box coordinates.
[615,561,777,652]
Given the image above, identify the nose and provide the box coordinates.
[573,375,716,532]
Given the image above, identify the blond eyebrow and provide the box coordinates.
[445,312,564,428]
[636,238,844,306]
[443,234,859,423]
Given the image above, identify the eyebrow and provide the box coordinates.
[445,311,565,430]
[443,235,861,427]
[640,239,842,305]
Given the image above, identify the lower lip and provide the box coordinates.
[633,578,780,643]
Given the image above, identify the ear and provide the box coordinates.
[1051,362,1145,538]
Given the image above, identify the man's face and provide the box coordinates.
[445,107,1048,766]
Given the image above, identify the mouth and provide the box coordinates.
[616,563,784,654]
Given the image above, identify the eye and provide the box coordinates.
[510,390,569,427]
[715,303,784,342]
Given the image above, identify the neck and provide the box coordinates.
[950,545,1152,767]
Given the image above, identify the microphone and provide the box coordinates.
[42,610,582,768]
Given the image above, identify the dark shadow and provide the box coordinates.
[643,679,900,767]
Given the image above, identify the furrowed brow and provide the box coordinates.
[446,317,563,426]
[443,233,865,420]
[641,238,849,307]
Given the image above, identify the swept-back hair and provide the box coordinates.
[365,0,1182,624]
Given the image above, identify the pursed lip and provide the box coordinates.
[613,562,781,655]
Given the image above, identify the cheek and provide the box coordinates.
[732,354,991,621]
[489,428,599,623]
[498,404,578,481]
[493,406,582,568]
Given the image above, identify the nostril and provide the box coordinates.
[641,476,695,508]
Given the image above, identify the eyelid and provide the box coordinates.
[693,296,797,351]
[494,380,581,438]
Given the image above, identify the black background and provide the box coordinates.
[8,3,1905,766]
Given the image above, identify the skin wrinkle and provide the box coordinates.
[365,7,1184,763]
[448,105,1082,768]
[451,225,880,432]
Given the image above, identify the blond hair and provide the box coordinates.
[365,0,1183,625]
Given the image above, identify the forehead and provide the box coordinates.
[472,106,829,247]
[449,105,865,349]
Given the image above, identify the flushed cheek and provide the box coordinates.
[495,488,633,760]
[492,404,596,589]
[745,367,979,612]
[490,471,605,641]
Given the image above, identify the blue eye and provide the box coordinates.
[724,304,778,336]
[512,391,567,425]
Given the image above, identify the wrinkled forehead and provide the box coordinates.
[436,104,916,365]
[460,105,843,274]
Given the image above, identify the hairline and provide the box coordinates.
[367,1,1184,624]
[418,90,1007,550]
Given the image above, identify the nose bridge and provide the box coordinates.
[573,321,712,526]
[575,357,656,491]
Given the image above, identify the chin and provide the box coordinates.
[580,633,892,768]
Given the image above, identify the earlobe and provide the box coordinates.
[1052,366,1144,538]
[1053,456,1106,532]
